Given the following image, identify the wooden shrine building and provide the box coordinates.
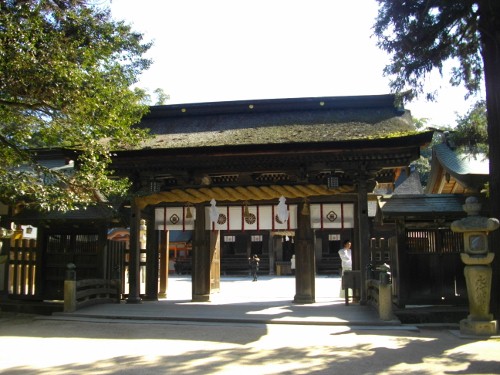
[426,141,489,195]
[109,94,434,304]
[374,138,490,307]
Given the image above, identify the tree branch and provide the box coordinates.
[0,98,60,113]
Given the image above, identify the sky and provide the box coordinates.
[109,0,483,127]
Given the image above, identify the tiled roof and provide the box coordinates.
[393,171,424,195]
[377,194,476,220]
[425,143,489,193]
[434,143,489,176]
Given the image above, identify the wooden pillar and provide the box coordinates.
[395,218,408,307]
[357,178,370,305]
[268,234,275,275]
[158,229,169,298]
[210,230,220,292]
[192,204,211,302]
[145,211,159,301]
[127,198,142,304]
[294,202,315,304]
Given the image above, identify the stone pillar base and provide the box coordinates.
[192,294,210,302]
[378,284,393,321]
[293,294,315,304]
[460,318,498,336]
[126,296,142,304]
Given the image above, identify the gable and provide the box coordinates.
[426,143,489,194]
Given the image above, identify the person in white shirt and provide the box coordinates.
[338,240,352,297]
[338,240,352,274]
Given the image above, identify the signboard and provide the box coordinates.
[310,203,354,229]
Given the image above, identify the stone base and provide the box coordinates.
[293,294,315,304]
[460,318,498,336]
[192,294,210,302]
[126,296,142,304]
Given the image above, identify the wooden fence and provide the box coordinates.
[64,277,121,313]
[7,239,38,298]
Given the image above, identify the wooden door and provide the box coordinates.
[42,232,102,300]
[400,228,466,305]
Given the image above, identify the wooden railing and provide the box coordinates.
[64,273,121,313]
[366,279,393,321]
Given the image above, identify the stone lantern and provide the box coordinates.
[451,196,499,336]
[0,221,14,257]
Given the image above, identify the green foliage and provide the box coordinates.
[410,155,431,188]
[449,100,489,196]
[132,87,170,106]
[410,117,444,188]
[413,117,429,130]
[449,101,488,154]
[0,0,152,211]
[482,182,490,197]
[374,0,499,212]
[373,1,483,101]
[153,88,170,105]
[410,102,488,188]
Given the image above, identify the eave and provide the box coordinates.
[112,131,433,159]
[377,194,486,222]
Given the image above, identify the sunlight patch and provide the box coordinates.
[247,306,293,315]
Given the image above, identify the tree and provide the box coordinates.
[153,88,170,105]
[411,102,488,189]
[373,1,500,318]
[0,0,152,211]
[450,101,488,155]
[133,87,170,106]
[409,117,434,188]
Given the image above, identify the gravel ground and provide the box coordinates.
[1,312,500,375]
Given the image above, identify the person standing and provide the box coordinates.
[338,240,352,297]
[249,254,260,281]
[338,240,352,274]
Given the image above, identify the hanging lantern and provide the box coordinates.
[244,201,250,218]
[301,198,310,216]
[185,204,193,219]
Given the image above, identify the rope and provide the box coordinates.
[137,184,354,208]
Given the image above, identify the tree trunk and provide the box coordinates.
[479,0,500,319]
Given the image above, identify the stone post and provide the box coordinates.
[378,283,393,321]
[64,263,77,313]
[451,196,499,336]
